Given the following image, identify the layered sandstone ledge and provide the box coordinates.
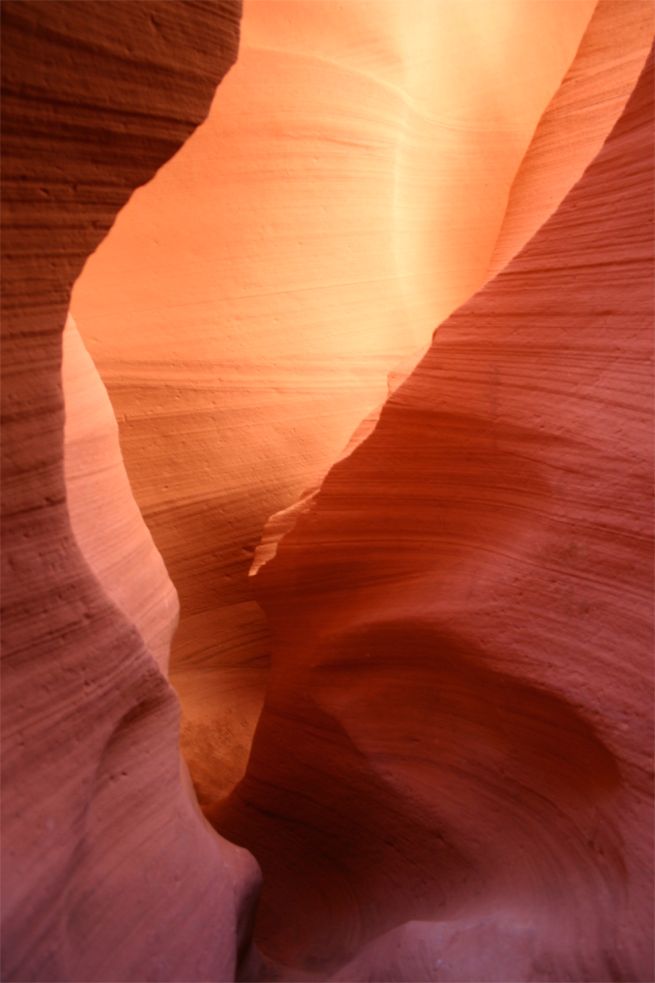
[2,1,654,981]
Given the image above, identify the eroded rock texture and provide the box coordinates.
[489,0,655,276]
[2,1,654,981]
[68,0,654,808]
[64,314,178,673]
[1,4,259,981]
[211,48,655,982]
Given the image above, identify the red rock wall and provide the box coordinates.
[68,0,653,810]
[2,1,653,980]
[211,47,655,982]
[1,4,260,981]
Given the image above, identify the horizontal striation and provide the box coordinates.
[210,49,655,982]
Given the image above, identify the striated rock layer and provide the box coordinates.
[489,0,655,277]
[1,3,260,981]
[69,0,655,806]
[252,0,654,573]
[2,1,654,980]
[63,313,179,674]
[212,47,655,981]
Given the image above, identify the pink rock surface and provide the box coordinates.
[2,1,653,980]
[70,0,606,803]
[1,4,259,980]
[64,314,179,673]
[211,47,655,981]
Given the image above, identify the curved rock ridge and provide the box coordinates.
[64,314,179,673]
[211,47,655,981]
[251,0,654,581]
[489,0,655,277]
[3,2,653,980]
[1,3,261,981]
[70,0,601,802]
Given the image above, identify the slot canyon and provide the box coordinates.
[1,0,653,980]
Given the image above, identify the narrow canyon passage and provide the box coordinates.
[2,1,654,981]
[213,46,654,978]
[69,0,634,808]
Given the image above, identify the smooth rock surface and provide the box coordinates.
[489,0,655,276]
[1,4,259,981]
[2,2,653,980]
[72,0,607,803]
[211,46,655,982]
[64,314,179,673]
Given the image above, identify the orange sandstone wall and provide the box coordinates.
[2,1,653,980]
[212,48,655,982]
[71,0,610,803]
[490,0,655,275]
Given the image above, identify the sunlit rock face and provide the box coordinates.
[69,0,654,811]
[213,48,655,980]
[2,0,654,981]
[488,0,655,276]
[70,0,610,802]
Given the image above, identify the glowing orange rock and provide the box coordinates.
[72,0,606,803]
[2,0,653,979]
[490,0,655,275]
[212,49,655,982]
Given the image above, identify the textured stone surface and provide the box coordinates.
[489,0,655,276]
[1,4,260,981]
[71,0,603,803]
[211,47,655,981]
[252,0,654,575]
[2,1,653,980]
[64,314,179,673]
